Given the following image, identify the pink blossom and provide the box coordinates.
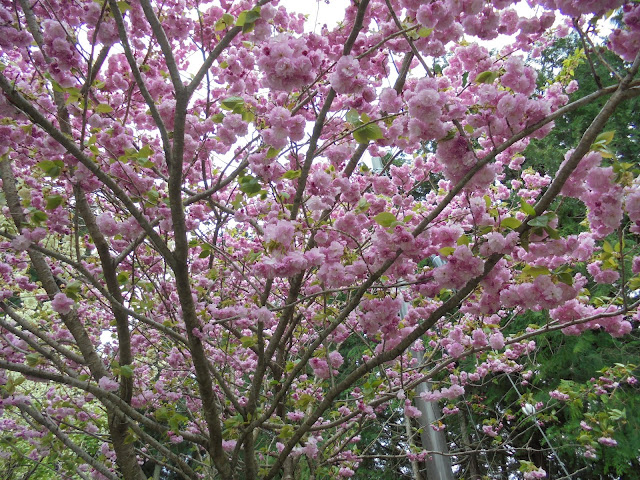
[549,390,570,401]
[11,235,30,251]
[286,410,305,421]
[489,332,505,350]
[404,402,422,418]
[257,34,320,91]
[51,293,75,315]
[222,440,237,452]
[330,55,365,94]
[379,87,402,113]
[598,437,618,447]
[338,467,355,477]
[524,468,547,479]
[482,425,498,437]
[328,351,344,369]
[98,376,119,392]
[309,357,331,379]
[96,213,119,237]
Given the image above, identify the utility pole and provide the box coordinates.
[373,157,455,480]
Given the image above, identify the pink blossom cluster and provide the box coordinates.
[257,34,323,91]
[587,261,620,284]
[537,0,625,17]
[309,351,344,379]
[435,135,497,190]
[550,300,632,337]
[625,187,640,234]
[560,151,623,239]
[0,6,32,49]
[549,390,570,401]
[523,467,547,479]
[330,55,366,94]
[610,4,640,62]
[84,2,119,46]
[41,20,81,87]
[261,107,306,150]
[358,297,402,336]
[404,400,422,418]
[433,245,484,290]
[500,274,579,311]
[50,293,74,315]
[419,384,465,402]
[598,437,618,447]
[96,212,143,240]
[405,77,449,142]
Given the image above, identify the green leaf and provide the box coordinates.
[215,13,234,31]
[462,71,469,87]
[155,407,170,421]
[522,265,550,277]
[147,189,159,203]
[36,160,63,178]
[231,193,244,210]
[45,194,64,210]
[457,235,470,246]
[168,413,187,432]
[278,424,294,439]
[239,175,261,195]
[557,272,573,285]
[117,272,129,284]
[500,217,522,229]
[120,365,133,378]
[439,246,455,257]
[136,144,153,158]
[236,8,261,27]
[240,336,257,348]
[346,109,360,125]
[544,226,560,239]
[95,103,113,114]
[528,213,553,228]
[242,109,255,123]
[64,282,82,301]
[224,414,243,429]
[356,197,370,213]
[353,123,383,144]
[124,429,137,444]
[373,212,397,228]
[31,210,47,224]
[520,230,530,251]
[116,1,130,12]
[441,129,457,141]
[25,353,41,367]
[282,169,301,180]
[266,147,280,159]
[220,96,244,111]
[417,27,433,37]
[520,198,536,216]
[474,70,499,84]
[211,113,225,123]
[594,130,615,145]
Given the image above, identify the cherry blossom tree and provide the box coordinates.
[1,0,639,479]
